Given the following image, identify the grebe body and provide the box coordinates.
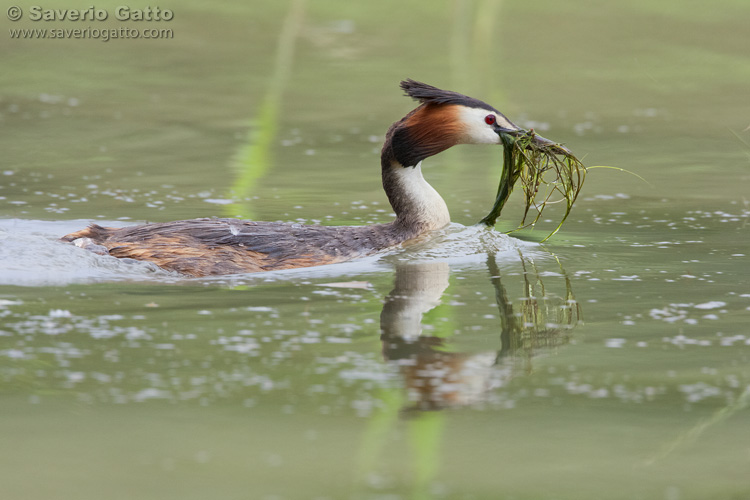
[64,217,422,277]
[63,80,548,277]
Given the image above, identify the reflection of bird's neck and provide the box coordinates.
[380,262,451,342]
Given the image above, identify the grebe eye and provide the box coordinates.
[485,114,496,125]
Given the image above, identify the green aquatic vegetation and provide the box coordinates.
[480,130,587,241]
[227,0,306,219]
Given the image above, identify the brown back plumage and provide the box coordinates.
[62,218,419,277]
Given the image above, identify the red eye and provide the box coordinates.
[485,114,496,125]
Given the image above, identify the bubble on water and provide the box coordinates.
[650,307,687,323]
[134,388,171,402]
[612,275,640,281]
[66,372,85,383]
[326,337,351,344]
[605,338,626,348]
[1,349,26,359]
[204,198,235,205]
[719,335,746,347]
[679,382,721,403]
[694,301,726,310]
[39,93,62,104]
[49,309,72,318]
[663,334,712,347]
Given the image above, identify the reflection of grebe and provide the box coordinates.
[62,80,559,277]
[380,262,499,411]
[380,257,579,412]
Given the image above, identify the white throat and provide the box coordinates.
[391,161,450,230]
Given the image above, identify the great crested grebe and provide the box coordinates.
[62,80,558,277]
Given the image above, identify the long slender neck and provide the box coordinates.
[381,160,450,233]
[380,114,452,234]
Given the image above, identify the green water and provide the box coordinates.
[2,1,750,499]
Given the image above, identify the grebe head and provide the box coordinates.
[381,80,563,233]
[388,79,564,167]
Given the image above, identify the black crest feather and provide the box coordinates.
[400,79,499,113]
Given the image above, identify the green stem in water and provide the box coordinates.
[480,133,519,226]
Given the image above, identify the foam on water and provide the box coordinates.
[396,223,535,263]
[0,219,173,286]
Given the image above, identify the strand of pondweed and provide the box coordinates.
[586,165,651,186]
[480,130,586,241]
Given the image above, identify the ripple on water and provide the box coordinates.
[393,223,534,264]
[0,219,174,286]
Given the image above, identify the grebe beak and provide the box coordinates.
[496,126,571,155]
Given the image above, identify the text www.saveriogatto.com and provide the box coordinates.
[7,5,174,42]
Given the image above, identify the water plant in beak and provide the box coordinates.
[479,128,586,241]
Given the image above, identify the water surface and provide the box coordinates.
[2,1,749,499]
